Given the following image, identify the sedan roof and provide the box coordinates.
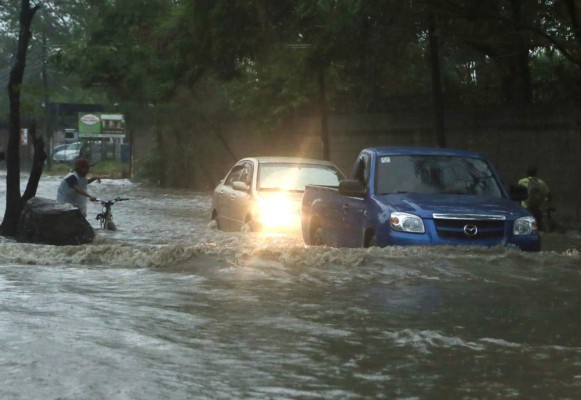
[242,156,340,167]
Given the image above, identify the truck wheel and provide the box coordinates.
[365,231,377,247]
[312,226,324,246]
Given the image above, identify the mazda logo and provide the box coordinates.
[464,224,478,236]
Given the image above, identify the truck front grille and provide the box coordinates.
[432,214,506,240]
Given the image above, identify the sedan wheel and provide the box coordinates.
[241,222,252,233]
[210,211,220,230]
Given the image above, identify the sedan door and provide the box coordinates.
[228,162,254,230]
[216,164,244,230]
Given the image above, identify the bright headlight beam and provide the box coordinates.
[256,192,300,230]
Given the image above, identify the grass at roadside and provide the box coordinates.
[45,160,130,179]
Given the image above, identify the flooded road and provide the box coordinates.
[1,175,580,399]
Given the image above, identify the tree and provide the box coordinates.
[47,0,581,188]
[428,10,446,147]
[1,0,47,237]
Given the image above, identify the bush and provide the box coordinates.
[46,160,130,179]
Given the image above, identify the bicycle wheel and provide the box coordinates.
[105,220,117,231]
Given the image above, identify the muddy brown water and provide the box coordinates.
[0,175,580,399]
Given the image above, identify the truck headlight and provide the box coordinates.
[390,212,425,233]
[513,216,537,235]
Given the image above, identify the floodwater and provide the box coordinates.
[1,174,580,399]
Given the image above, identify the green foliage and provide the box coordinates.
[5,0,581,188]
[0,1,111,122]
[133,77,234,188]
[47,159,129,179]
[55,0,173,103]
[133,147,164,185]
[530,48,581,102]
[223,48,314,129]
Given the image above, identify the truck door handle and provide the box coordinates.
[342,205,349,210]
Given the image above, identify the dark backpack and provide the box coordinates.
[526,177,545,210]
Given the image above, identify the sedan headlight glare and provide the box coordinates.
[390,212,425,233]
[513,216,537,235]
[255,193,300,229]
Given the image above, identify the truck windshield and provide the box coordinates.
[258,163,343,192]
[375,155,503,197]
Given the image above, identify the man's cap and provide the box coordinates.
[75,158,95,169]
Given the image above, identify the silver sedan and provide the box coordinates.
[211,157,345,232]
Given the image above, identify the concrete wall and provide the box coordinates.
[211,105,581,222]
[4,105,579,222]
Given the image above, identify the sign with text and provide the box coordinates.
[78,113,125,138]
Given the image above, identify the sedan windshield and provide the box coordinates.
[258,163,343,192]
[376,155,503,197]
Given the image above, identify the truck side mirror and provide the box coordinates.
[339,179,366,198]
[509,184,527,202]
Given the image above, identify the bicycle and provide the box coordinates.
[95,197,130,231]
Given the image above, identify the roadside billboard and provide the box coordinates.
[78,113,125,139]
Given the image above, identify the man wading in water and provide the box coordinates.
[57,158,101,217]
[518,165,552,231]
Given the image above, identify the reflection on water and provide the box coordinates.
[0,174,580,399]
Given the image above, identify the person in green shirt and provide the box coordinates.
[518,165,551,231]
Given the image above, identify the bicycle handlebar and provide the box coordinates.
[94,197,130,205]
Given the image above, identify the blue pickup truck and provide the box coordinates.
[301,147,540,251]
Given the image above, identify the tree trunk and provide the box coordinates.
[22,123,47,203]
[503,0,532,105]
[154,106,167,187]
[565,0,580,45]
[253,0,270,48]
[428,12,446,148]
[1,1,42,237]
[317,64,330,161]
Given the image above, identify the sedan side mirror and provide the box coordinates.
[232,181,249,192]
[339,179,366,198]
[509,184,528,202]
